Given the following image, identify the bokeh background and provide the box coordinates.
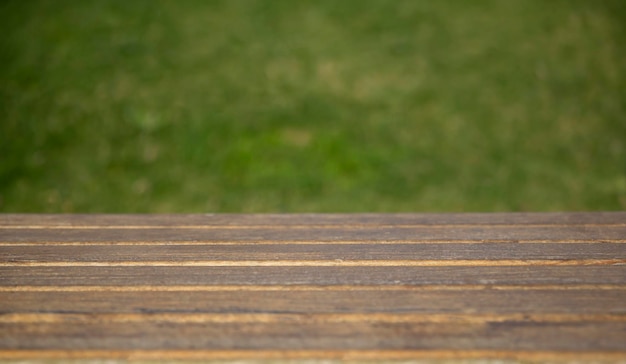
[1,0,625,212]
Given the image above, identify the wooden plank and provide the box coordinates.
[2,289,625,315]
[2,318,626,351]
[1,213,625,361]
[2,266,625,286]
[2,243,625,262]
[2,212,625,226]
[2,225,626,243]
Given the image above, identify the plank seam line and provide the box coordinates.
[2,223,625,229]
[3,239,625,246]
[3,284,626,292]
[3,313,626,324]
[1,349,625,360]
[2,259,625,267]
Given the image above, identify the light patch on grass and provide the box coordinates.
[280,128,313,148]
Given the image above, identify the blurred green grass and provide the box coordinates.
[1,0,625,212]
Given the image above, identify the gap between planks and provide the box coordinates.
[2,312,626,324]
[3,223,626,229]
[2,239,625,246]
[2,259,625,267]
[3,284,625,292]
[1,349,625,361]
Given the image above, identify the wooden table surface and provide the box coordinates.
[1,212,625,362]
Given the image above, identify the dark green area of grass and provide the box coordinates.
[1,0,625,212]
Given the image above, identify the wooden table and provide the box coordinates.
[1,213,625,362]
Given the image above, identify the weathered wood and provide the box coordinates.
[0,213,624,361]
[2,319,626,351]
[1,224,626,243]
[2,289,625,314]
[3,242,626,262]
[2,266,625,286]
[2,211,625,226]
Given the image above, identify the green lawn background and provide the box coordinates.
[1,0,625,212]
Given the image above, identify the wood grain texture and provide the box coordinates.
[3,243,626,262]
[0,213,625,361]
[2,289,625,314]
[2,212,625,226]
[2,225,626,243]
[2,266,625,286]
